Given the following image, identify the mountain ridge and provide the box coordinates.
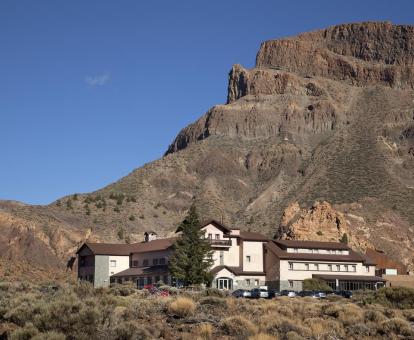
[1,21,414,280]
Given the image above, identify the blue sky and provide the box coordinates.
[1,1,413,205]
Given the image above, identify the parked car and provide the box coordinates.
[232,289,252,298]
[268,288,280,299]
[280,290,297,297]
[332,290,353,298]
[250,288,269,299]
[298,290,320,298]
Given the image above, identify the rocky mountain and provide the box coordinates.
[1,21,414,280]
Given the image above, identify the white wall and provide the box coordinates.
[280,260,376,281]
[108,256,130,276]
[243,241,264,272]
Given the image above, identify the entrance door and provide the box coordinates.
[217,277,232,290]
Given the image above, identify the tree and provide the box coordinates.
[302,278,332,291]
[340,233,349,244]
[169,205,214,286]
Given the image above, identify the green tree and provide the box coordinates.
[302,278,332,291]
[169,205,214,286]
[340,233,349,244]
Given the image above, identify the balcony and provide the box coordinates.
[208,239,232,247]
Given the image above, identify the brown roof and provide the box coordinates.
[211,265,265,276]
[239,231,269,241]
[77,242,132,256]
[313,274,386,282]
[274,239,350,250]
[77,238,176,256]
[112,265,169,277]
[129,238,175,254]
[200,219,232,233]
[365,249,407,274]
[266,241,375,264]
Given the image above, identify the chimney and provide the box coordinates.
[144,231,157,242]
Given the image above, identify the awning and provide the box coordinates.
[313,274,386,282]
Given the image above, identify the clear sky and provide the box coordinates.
[1,0,413,205]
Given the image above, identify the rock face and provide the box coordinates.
[1,22,414,279]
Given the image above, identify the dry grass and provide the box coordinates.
[168,297,196,318]
[3,282,414,339]
[220,315,258,337]
[193,323,213,340]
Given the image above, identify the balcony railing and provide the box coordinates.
[208,239,231,246]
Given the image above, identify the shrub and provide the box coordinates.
[204,288,228,297]
[193,323,213,340]
[10,323,39,340]
[302,278,332,291]
[199,296,226,307]
[168,297,196,318]
[360,287,414,309]
[364,309,387,323]
[128,215,135,221]
[32,331,66,340]
[303,318,344,338]
[379,318,413,336]
[220,316,258,337]
[248,334,277,340]
[113,321,152,340]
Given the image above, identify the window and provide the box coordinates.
[155,276,160,283]
[132,260,139,267]
[143,259,149,266]
[289,262,293,270]
[163,275,169,284]
[160,258,166,265]
[153,259,159,265]
[255,279,259,286]
[110,260,116,268]
[365,266,370,273]
[336,265,341,272]
[294,248,298,253]
[344,265,348,272]
[305,263,309,271]
[146,277,152,284]
[208,233,212,240]
[246,279,251,286]
[289,280,294,288]
[312,249,319,254]
[246,255,251,263]
[215,234,220,239]
[352,265,356,272]
[328,264,332,271]
[315,264,319,271]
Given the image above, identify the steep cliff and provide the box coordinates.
[1,22,414,279]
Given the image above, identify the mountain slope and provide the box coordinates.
[1,21,414,279]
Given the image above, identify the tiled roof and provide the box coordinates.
[211,265,265,276]
[274,239,350,250]
[76,238,176,256]
[112,265,169,277]
[239,231,269,241]
[266,241,375,265]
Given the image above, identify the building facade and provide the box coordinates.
[265,240,385,291]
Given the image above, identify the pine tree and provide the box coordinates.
[340,233,349,244]
[169,205,214,286]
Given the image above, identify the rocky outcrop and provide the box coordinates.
[256,22,414,90]
[2,22,414,279]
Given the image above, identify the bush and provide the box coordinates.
[168,297,196,318]
[359,287,414,309]
[204,288,228,297]
[220,316,258,337]
[248,334,277,340]
[10,323,39,340]
[302,278,332,291]
[32,331,66,340]
[379,318,413,336]
[193,323,213,340]
[113,321,152,340]
[199,296,226,307]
